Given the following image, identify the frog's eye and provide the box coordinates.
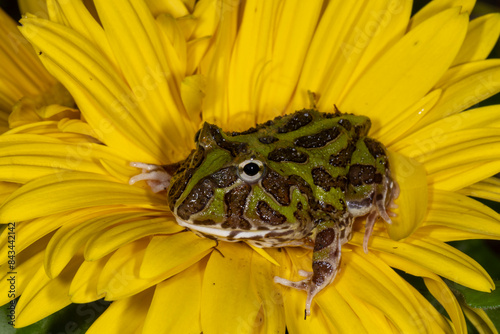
[238,159,265,183]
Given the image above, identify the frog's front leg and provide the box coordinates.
[129,162,172,193]
[274,219,349,318]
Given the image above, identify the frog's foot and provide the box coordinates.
[274,223,342,318]
[364,178,400,253]
[274,270,317,318]
[129,162,171,193]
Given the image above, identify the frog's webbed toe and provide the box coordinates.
[129,162,172,193]
[274,223,343,318]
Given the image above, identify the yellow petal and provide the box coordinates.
[340,8,467,134]
[406,282,452,332]
[8,98,42,127]
[435,58,500,88]
[421,189,500,239]
[0,182,20,204]
[0,235,47,305]
[15,255,82,327]
[415,65,500,130]
[201,0,239,128]
[452,13,500,66]
[182,0,219,41]
[426,152,500,191]
[156,13,187,87]
[392,104,500,152]
[334,0,413,106]
[391,105,500,187]
[139,232,215,279]
[0,172,167,224]
[181,74,205,126]
[376,250,465,333]
[386,151,428,240]
[186,36,211,75]
[201,242,263,334]
[87,288,154,334]
[84,217,183,260]
[100,159,140,184]
[0,136,128,183]
[462,304,499,334]
[459,177,500,202]
[0,110,9,134]
[317,272,370,332]
[44,210,164,277]
[145,0,189,17]
[182,0,195,13]
[251,0,323,122]
[246,242,280,266]
[0,208,117,265]
[46,0,117,66]
[336,249,435,333]
[420,136,500,174]
[0,8,55,109]
[97,238,158,300]
[376,89,441,146]
[392,105,500,163]
[57,118,98,139]
[408,0,475,30]
[226,0,280,123]
[355,248,450,333]
[350,232,494,292]
[5,121,65,136]
[292,0,408,112]
[250,248,286,333]
[19,17,164,162]
[336,287,395,332]
[69,255,110,303]
[94,0,195,157]
[416,225,500,242]
[18,0,49,18]
[391,114,500,157]
[429,161,500,191]
[424,278,467,334]
[142,260,204,334]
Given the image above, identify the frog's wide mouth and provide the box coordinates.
[174,216,272,240]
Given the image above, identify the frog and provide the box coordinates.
[130,108,398,318]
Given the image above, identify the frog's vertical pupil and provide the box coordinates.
[243,162,260,176]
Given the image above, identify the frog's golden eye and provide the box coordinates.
[238,159,265,183]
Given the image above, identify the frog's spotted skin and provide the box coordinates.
[137,108,397,317]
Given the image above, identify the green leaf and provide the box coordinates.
[485,308,500,332]
[462,281,500,309]
[447,280,500,309]
[0,299,110,333]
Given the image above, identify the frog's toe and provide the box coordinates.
[274,275,309,291]
[298,270,312,278]
[129,162,171,193]
[274,275,316,318]
[364,178,400,253]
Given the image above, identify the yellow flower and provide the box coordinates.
[1,0,500,333]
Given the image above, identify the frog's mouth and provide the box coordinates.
[174,216,272,240]
[173,215,304,249]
